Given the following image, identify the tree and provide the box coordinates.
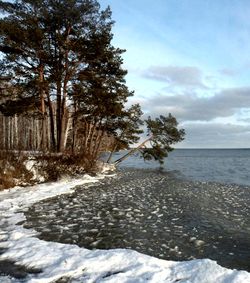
[43,0,108,152]
[114,114,185,165]
[107,103,143,163]
[141,114,185,164]
[69,12,141,160]
[0,0,51,149]
[0,1,184,167]
[0,0,132,154]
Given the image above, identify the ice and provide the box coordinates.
[194,240,205,247]
[0,171,250,282]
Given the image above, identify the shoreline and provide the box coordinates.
[0,170,250,282]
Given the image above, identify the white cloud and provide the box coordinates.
[139,86,250,122]
[143,66,206,88]
[179,122,250,148]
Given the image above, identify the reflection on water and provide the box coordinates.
[24,169,250,271]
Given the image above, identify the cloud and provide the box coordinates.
[179,122,250,148]
[143,66,206,88]
[219,68,238,77]
[128,65,250,148]
[139,86,250,122]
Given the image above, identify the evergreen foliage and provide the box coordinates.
[0,0,185,167]
[0,0,141,157]
[142,114,185,164]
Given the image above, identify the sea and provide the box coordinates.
[23,149,250,272]
[112,148,250,186]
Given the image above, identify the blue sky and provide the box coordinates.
[99,0,250,148]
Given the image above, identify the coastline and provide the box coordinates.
[0,169,250,282]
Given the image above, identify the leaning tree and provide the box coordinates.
[114,114,185,165]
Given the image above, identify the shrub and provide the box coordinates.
[34,152,96,181]
[0,150,33,190]
[0,150,98,190]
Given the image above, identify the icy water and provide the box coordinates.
[24,149,250,271]
[111,148,250,186]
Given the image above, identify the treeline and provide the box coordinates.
[0,113,45,150]
[0,112,115,152]
[0,0,142,160]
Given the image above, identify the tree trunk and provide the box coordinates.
[114,136,153,165]
[71,102,78,154]
[56,80,62,151]
[47,94,56,151]
[71,113,77,153]
[63,109,70,150]
[93,129,104,159]
[39,66,46,151]
[107,143,118,163]
[59,112,66,152]
[88,122,98,157]
[58,79,68,152]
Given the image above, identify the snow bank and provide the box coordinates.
[24,159,45,183]
[0,173,250,282]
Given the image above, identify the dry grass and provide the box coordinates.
[0,150,33,190]
[0,150,98,190]
[35,152,97,181]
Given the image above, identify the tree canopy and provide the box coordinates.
[0,0,185,165]
[142,114,185,164]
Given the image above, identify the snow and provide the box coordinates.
[0,172,250,282]
[24,160,45,183]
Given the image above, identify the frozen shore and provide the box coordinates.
[0,171,250,282]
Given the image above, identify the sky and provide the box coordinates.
[99,0,250,148]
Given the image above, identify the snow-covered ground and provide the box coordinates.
[0,172,250,282]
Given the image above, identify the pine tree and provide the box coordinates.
[1,1,184,165]
[1,0,129,154]
[70,9,142,160]
[142,114,185,164]
[114,114,185,166]
[106,103,143,163]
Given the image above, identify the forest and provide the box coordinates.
[0,0,184,188]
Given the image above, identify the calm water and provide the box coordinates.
[112,148,250,186]
[23,149,250,271]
